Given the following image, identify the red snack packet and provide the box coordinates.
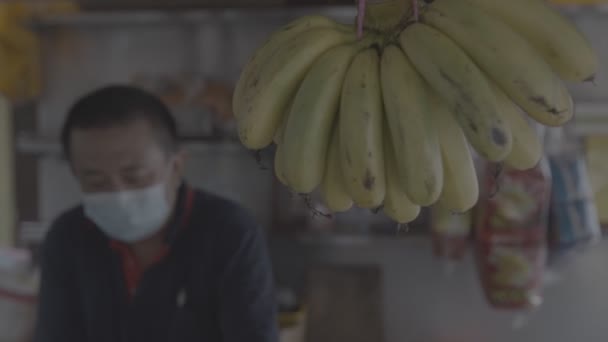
[476,160,552,244]
[475,159,551,310]
[477,241,546,309]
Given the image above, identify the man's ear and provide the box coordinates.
[170,148,188,187]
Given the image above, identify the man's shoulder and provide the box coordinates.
[189,189,259,238]
[44,205,88,246]
[188,189,268,268]
[191,189,253,223]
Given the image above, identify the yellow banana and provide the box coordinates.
[233,15,342,117]
[0,2,74,102]
[380,44,442,206]
[0,25,41,101]
[321,126,353,212]
[433,95,479,213]
[431,204,472,239]
[273,119,285,146]
[273,99,293,145]
[423,0,573,127]
[340,47,386,209]
[0,49,24,101]
[491,83,543,171]
[274,143,289,187]
[273,112,289,187]
[383,132,421,224]
[283,42,362,193]
[400,23,512,162]
[0,3,28,32]
[237,27,355,150]
[465,0,598,83]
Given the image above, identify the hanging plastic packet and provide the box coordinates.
[476,237,547,310]
[509,268,565,332]
[475,125,552,310]
[0,248,39,342]
[585,135,608,229]
[545,127,601,254]
[430,205,472,261]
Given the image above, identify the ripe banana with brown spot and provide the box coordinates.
[321,126,353,213]
[237,27,355,150]
[274,143,289,187]
[423,0,573,127]
[383,132,421,224]
[400,23,512,162]
[273,96,294,146]
[283,42,365,193]
[233,15,344,117]
[465,0,598,82]
[433,94,479,213]
[380,44,442,206]
[490,83,543,171]
[273,113,289,187]
[340,47,386,209]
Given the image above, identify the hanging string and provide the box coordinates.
[357,0,367,40]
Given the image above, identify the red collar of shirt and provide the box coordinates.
[107,185,195,299]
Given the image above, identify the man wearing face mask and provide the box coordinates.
[34,85,279,342]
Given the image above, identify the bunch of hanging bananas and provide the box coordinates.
[233,0,597,223]
[0,1,77,102]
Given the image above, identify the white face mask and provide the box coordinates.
[83,183,171,243]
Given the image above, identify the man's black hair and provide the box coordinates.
[61,85,178,158]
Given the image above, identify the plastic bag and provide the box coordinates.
[548,155,601,252]
[475,158,552,310]
[0,248,39,342]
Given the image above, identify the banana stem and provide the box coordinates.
[359,0,413,33]
[413,0,419,21]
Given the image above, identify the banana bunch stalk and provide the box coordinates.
[233,0,597,223]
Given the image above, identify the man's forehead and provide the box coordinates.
[72,118,154,137]
[71,119,161,147]
[69,120,166,168]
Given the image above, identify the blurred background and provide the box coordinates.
[1,0,608,341]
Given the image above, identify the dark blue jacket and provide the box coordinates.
[34,186,279,342]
